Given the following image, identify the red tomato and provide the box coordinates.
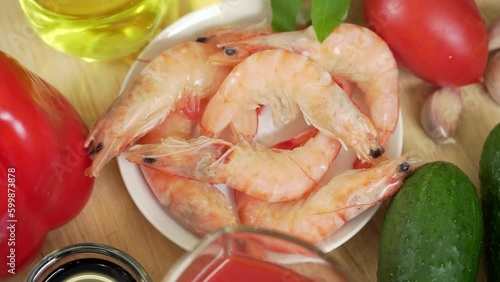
[363,0,488,87]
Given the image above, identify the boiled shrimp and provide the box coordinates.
[138,111,239,236]
[140,168,238,236]
[235,154,422,244]
[125,130,342,202]
[83,42,233,177]
[201,49,384,162]
[209,23,399,144]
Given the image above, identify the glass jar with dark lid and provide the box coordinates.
[26,243,151,282]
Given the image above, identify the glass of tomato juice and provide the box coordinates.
[162,226,350,282]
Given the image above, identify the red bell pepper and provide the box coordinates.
[0,51,94,278]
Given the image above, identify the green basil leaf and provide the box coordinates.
[271,0,303,32]
[311,0,350,42]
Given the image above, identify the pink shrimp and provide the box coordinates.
[201,49,384,162]
[83,20,278,177]
[140,167,238,236]
[83,42,233,177]
[209,23,399,145]
[125,131,342,202]
[235,154,422,244]
[138,111,239,236]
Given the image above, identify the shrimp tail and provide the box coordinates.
[229,110,259,143]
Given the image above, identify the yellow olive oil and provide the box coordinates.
[164,0,221,25]
[19,0,168,61]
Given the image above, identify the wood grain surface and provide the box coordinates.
[1,0,499,281]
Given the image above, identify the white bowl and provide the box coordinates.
[117,0,403,252]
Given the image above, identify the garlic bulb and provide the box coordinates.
[484,51,500,104]
[420,87,463,144]
[489,17,500,52]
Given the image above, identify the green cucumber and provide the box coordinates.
[377,161,483,281]
[480,123,500,281]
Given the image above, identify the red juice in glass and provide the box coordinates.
[205,255,313,282]
[164,226,349,282]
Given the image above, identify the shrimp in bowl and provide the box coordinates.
[210,23,400,145]
[235,153,422,244]
[84,42,232,177]
[111,10,406,250]
[137,111,239,236]
[201,49,384,162]
[126,127,342,202]
[84,22,273,177]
